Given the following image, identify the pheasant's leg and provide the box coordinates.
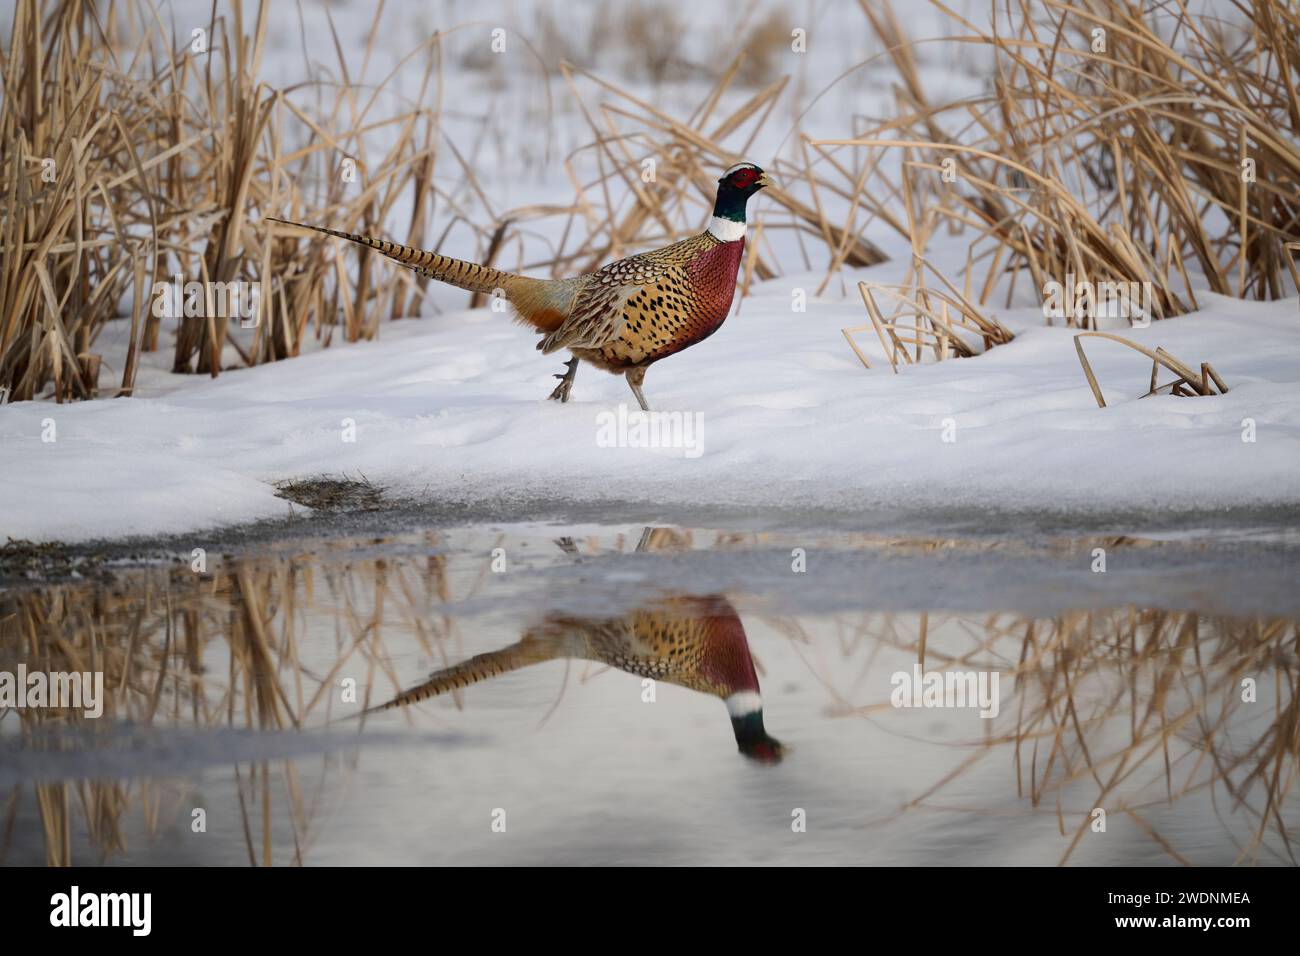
[625,367,650,412]
[635,526,654,552]
[548,356,579,402]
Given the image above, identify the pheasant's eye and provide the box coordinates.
[730,168,754,186]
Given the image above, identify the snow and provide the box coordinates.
[1,0,1295,544]
[4,255,1298,543]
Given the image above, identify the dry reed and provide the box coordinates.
[823,0,1300,368]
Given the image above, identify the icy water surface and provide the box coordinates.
[2,521,1298,865]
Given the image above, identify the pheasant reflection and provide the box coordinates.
[371,534,783,763]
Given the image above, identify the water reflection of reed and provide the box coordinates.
[2,530,1296,865]
[0,532,491,865]
[809,609,1300,864]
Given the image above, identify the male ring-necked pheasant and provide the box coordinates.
[366,592,784,763]
[268,162,770,410]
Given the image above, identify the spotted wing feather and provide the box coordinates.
[538,253,682,354]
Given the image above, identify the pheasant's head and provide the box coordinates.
[727,691,786,764]
[712,162,771,224]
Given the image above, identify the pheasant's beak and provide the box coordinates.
[756,172,773,189]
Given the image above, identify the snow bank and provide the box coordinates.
[3,274,1297,543]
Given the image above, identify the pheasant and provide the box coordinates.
[267,162,770,410]
[366,593,785,763]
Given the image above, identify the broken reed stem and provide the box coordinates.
[1073,332,1229,408]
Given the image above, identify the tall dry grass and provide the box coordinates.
[3,1,1296,403]
[822,0,1300,358]
[0,0,457,401]
[0,0,894,403]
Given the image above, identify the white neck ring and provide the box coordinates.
[707,217,746,242]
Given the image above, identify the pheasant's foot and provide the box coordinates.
[625,368,650,412]
[548,357,579,402]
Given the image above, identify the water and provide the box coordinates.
[1,520,1297,865]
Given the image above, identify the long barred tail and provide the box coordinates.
[266,217,520,296]
[361,633,574,716]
